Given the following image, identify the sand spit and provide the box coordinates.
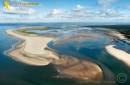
[6,29,59,66]
[105,45,130,67]
[6,28,103,81]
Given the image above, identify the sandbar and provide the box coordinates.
[105,45,130,67]
[6,29,59,66]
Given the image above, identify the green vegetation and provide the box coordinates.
[15,26,48,35]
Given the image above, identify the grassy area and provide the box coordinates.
[15,26,48,35]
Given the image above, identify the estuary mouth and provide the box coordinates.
[0,23,130,85]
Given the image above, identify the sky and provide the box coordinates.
[0,0,130,22]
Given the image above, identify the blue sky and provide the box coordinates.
[0,0,126,10]
[0,0,130,22]
[0,0,126,11]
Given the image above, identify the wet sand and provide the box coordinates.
[52,55,103,81]
[53,34,98,46]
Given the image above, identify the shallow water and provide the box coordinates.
[0,23,130,85]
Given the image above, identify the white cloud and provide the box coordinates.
[51,9,64,15]
[98,0,117,8]
[46,9,64,18]
[98,8,121,17]
[97,0,120,17]
[71,5,90,18]
[44,4,123,20]
[1,2,130,22]
[46,9,71,18]
[73,4,85,12]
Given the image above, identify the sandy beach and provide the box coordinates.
[6,29,59,66]
[112,32,126,40]
[105,45,130,67]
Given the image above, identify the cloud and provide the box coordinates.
[50,9,64,15]
[98,8,121,17]
[97,0,120,17]
[46,9,71,18]
[1,2,130,22]
[45,4,122,19]
[71,5,91,18]
[98,0,117,8]
[73,4,85,12]
[46,9,64,18]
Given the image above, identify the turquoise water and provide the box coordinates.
[0,24,130,85]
